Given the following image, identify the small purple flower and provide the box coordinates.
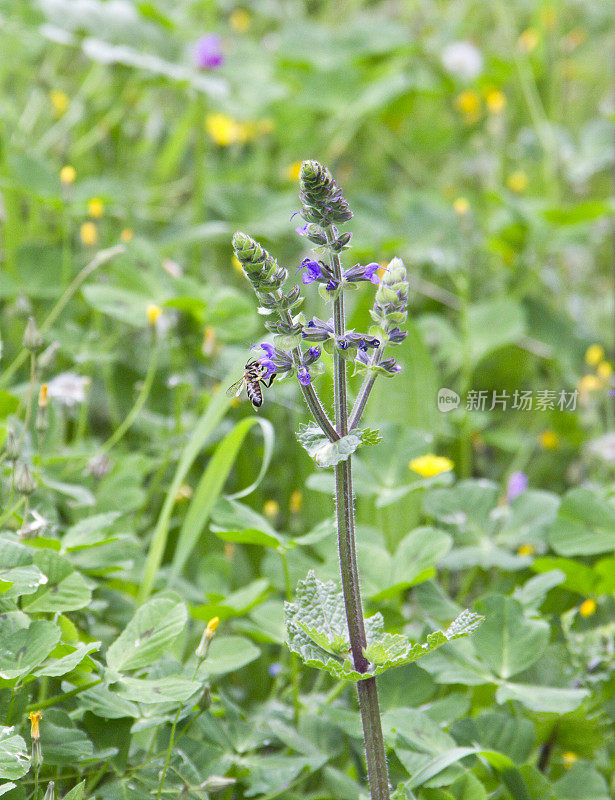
[296,258,325,285]
[343,262,380,285]
[254,342,275,358]
[268,662,282,678]
[507,471,528,502]
[308,346,321,359]
[388,327,408,344]
[259,359,277,379]
[298,367,311,386]
[194,34,224,70]
[296,224,309,236]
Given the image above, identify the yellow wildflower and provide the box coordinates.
[38,384,49,409]
[174,483,193,501]
[486,89,506,114]
[50,89,69,116]
[206,616,220,636]
[579,598,596,617]
[286,161,302,181]
[518,28,540,53]
[517,543,535,556]
[507,171,528,193]
[453,197,470,216]
[196,616,220,660]
[597,361,612,381]
[232,254,243,273]
[289,490,303,514]
[206,113,247,146]
[562,751,578,769]
[120,228,133,243]
[80,222,98,247]
[409,454,454,478]
[263,499,279,519]
[87,198,104,219]
[146,304,162,326]
[60,165,76,185]
[229,8,251,33]
[585,344,604,366]
[538,430,559,450]
[29,711,42,740]
[578,374,601,395]
[455,90,481,123]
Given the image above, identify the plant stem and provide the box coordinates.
[348,346,383,430]
[326,229,390,800]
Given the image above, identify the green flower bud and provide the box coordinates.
[43,781,55,800]
[31,739,43,774]
[4,430,19,462]
[23,317,44,353]
[15,462,36,496]
[299,160,353,226]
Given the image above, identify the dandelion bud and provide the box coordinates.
[86,453,111,480]
[43,781,55,800]
[15,463,36,496]
[37,342,60,373]
[199,776,236,791]
[146,304,162,327]
[23,317,44,353]
[4,430,19,462]
[196,616,219,661]
[31,738,43,774]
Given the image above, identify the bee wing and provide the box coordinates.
[226,378,245,398]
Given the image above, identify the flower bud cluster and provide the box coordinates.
[370,257,409,340]
[299,160,353,228]
[232,232,301,315]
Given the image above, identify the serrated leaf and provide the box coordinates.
[0,729,29,780]
[106,595,187,672]
[285,572,483,681]
[297,425,376,468]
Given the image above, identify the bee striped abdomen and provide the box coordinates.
[246,381,263,408]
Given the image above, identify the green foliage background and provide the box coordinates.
[0,0,613,799]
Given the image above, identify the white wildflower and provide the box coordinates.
[47,372,90,407]
[442,41,483,82]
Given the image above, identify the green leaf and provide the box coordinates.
[472,595,550,679]
[115,676,201,704]
[192,578,270,622]
[22,551,91,613]
[358,527,451,600]
[468,300,525,365]
[197,635,260,676]
[39,712,94,765]
[170,417,275,582]
[285,571,483,681]
[139,354,245,603]
[33,642,101,678]
[0,391,18,419]
[543,200,613,225]
[495,682,588,713]
[0,619,61,680]
[553,763,610,800]
[0,730,29,780]
[106,595,187,672]
[78,684,139,719]
[548,488,615,556]
[61,781,86,800]
[297,425,376,468]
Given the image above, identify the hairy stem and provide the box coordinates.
[348,346,383,430]
[326,229,390,800]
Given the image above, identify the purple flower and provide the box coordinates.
[194,35,224,70]
[308,346,321,359]
[259,359,277,379]
[507,471,528,502]
[343,262,380,285]
[295,224,309,236]
[296,258,325,285]
[268,662,282,678]
[254,342,275,358]
[298,367,311,386]
[388,327,408,344]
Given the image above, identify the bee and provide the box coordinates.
[226,360,276,410]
